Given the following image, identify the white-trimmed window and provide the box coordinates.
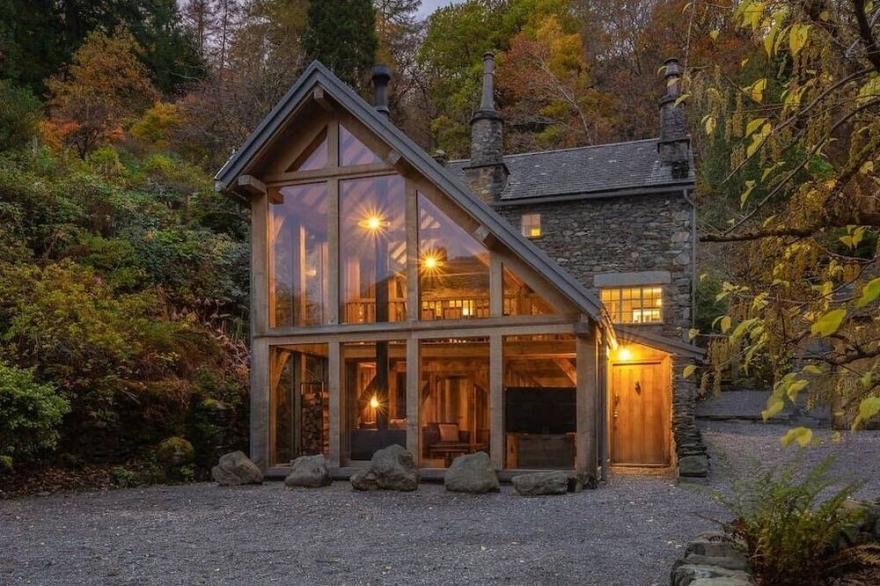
[600,286,663,324]
[520,213,541,238]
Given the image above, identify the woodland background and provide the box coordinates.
[0,0,878,492]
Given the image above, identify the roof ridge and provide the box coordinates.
[447,137,660,164]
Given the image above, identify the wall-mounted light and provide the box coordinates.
[369,396,380,409]
[617,346,633,361]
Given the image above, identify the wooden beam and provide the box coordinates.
[553,357,577,386]
[489,334,504,470]
[312,86,332,111]
[252,193,270,334]
[328,341,341,467]
[250,338,270,470]
[327,178,340,325]
[490,254,503,317]
[406,338,419,460]
[237,174,267,197]
[405,180,419,322]
[598,332,609,482]
[263,162,395,185]
[575,333,598,480]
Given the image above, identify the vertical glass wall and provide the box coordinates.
[419,338,490,467]
[343,340,407,461]
[270,183,329,327]
[340,125,382,166]
[270,344,330,466]
[340,175,407,323]
[503,335,576,469]
[418,192,490,320]
[502,265,556,316]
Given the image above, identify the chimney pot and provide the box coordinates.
[371,64,391,118]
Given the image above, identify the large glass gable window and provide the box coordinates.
[270,183,329,327]
[418,192,490,320]
[340,175,407,323]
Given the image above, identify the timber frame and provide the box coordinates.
[217,61,705,483]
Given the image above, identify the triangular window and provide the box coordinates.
[418,192,490,320]
[291,129,329,171]
[503,265,555,316]
[340,124,382,167]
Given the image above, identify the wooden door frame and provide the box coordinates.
[607,356,672,468]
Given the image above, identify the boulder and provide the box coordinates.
[686,531,745,559]
[512,471,568,496]
[211,451,263,486]
[688,578,755,586]
[444,452,499,494]
[285,454,331,488]
[670,562,754,586]
[350,444,418,492]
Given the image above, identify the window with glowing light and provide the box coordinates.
[520,213,541,238]
[418,192,490,320]
[269,182,329,327]
[502,264,555,316]
[343,340,407,461]
[340,175,407,323]
[600,286,664,324]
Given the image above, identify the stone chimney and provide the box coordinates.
[657,58,691,179]
[463,52,508,203]
[371,64,391,118]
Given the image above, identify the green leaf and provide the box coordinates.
[683,365,697,379]
[811,308,847,336]
[856,277,880,307]
[789,23,810,56]
[746,117,767,136]
[781,426,813,448]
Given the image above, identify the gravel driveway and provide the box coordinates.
[2,422,879,586]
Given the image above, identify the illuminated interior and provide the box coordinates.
[520,213,541,238]
[343,340,407,461]
[270,344,330,466]
[600,286,663,324]
[419,338,490,467]
[502,264,555,316]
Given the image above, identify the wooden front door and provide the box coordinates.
[610,361,670,466]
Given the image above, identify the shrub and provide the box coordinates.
[110,466,138,488]
[718,456,862,585]
[0,81,42,150]
[0,362,70,465]
[155,436,195,467]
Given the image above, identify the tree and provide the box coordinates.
[46,28,158,158]
[692,0,880,431]
[302,0,378,88]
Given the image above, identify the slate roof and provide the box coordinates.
[448,138,695,202]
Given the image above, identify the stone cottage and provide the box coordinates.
[214,54,708,485]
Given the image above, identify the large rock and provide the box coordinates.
[285,454,331,488]
[444,452,499,494]
[671,562,754,586]
[211,451,263,486]
[350,444,418,492]
[512,471,568,496]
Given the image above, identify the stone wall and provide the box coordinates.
[495,192,694,341]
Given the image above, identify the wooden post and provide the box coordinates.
[490,254,503,317]
[576,330,598,480]
[405,181,418,321]
[328,341,342,467]
[597,332,609,482]
[489,334,504,469]
[406,337,419,459]
[251,193,269,334]
[250,338,270,469]
[327,179,340,325]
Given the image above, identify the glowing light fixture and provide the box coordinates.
[423,255,440,270]
[358,214,388,232]
[617,346,633,361]
[369,396,380,409]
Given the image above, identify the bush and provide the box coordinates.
[0,362,70,465]
[0,81,42,150]
[719,457,862,585]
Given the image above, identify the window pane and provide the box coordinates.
[293,129,328,171]
[340,125,382,166]
[344,340,407,461]
[270,183,328,327]
[270,344,329,466]
[600,286,663,324]
[504,335,576,469]
[418,192,490,320]
[503,264,555,315]
[419,338,490,468]
[340,175,407,323]
[521,213,541,238]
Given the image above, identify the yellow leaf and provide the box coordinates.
[740,180,756,208]
[749,78,767,102]
[746,117,767,136]
[762,398,784,420]
[688,328,699,341]
[781,426,813,448]
[861,160,874,174]
[789,24,810,56]
[810,308,847,336]
[720,316,732,333]
[704,115,716,136]
[683,365,697,379]
[786,379,808,401]
[853,397,880,429]
[856,277,880,307]
[710,30,720,42]
[674,93,691,107]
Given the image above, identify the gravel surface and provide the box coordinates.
[2,421,878,586]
